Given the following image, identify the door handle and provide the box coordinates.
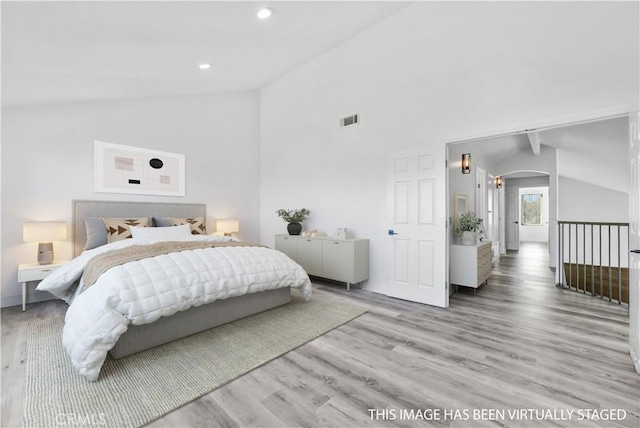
[631,249,640,254]
[513,221,519,224]
[388,230,398,236]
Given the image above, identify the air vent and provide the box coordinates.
[340,114,359,127]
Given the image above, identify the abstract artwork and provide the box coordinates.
[94,141,185,196]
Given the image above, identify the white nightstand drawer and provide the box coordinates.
[18,261,66,282]
[18,260,67,312]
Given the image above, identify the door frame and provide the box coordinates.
[476,166,488,236]
[629,111,640,374]
[443,109,632,295]
[518,185,550,245]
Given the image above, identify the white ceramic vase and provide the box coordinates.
[461,231,477,246]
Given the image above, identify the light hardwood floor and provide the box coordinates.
[2,242,638,427]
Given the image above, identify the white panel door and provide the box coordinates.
[629,112,640,374]
[387,146,447,307]
[506,186,520,251]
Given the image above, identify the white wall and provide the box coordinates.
[448,142,496,219]
[1,91,261,307]
[260,2,637,294]
[558,177,629,223]
[556,144,629,224]
[554,121,629,222]
[553,117,629,195]
[448,141,496,243]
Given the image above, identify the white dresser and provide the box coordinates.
[275,235,369,291]
[450,241,492,294]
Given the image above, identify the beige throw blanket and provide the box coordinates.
[83,241,259,291]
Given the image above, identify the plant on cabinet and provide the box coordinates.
[455,211,483,245]
[276,208,310,236]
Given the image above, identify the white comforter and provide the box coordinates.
[37,235,312,381]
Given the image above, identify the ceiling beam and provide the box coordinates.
[527,131,541,156]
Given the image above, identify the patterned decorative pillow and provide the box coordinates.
[103,217,150,243]
[169,216,207,235]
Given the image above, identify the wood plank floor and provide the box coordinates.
[2,242,638,427]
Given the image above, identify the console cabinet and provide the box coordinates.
[450,241,492,294]
[275,235,369,291]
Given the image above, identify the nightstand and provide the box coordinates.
[18,261,67,311]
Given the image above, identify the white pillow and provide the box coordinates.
[130,224,192,240]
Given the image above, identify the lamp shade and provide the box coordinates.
[216,219,239,234]
[23,222,67,242]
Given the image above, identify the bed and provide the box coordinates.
[37,200,311,381]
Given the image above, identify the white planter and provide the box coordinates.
[461,231,477,246]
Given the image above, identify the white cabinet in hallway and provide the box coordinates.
[275,235,369,291]
[450,241,492,294]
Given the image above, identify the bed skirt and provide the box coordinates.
[109,287,292,359]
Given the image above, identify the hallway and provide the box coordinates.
[492,241,554,289]
[456,241,628,322]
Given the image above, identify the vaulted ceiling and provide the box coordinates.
[2,1,634,162]
[469,116,628,163]
[464,116,629,184]
[1,1,410,106]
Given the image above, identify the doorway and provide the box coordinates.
[445,114,636,373]
[518,186,549,245]
[504,178,550,252]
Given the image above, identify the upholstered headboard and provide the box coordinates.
[72,200,206,257]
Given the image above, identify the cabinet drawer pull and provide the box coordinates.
[41,269,52,273]
[333,242,340,244]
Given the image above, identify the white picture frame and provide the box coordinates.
[454,193,468,231]
[94,141,185,197]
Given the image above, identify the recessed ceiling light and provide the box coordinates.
[257,8,273,19]
[199,63,211,70]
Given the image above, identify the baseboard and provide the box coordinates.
[0,290,56,309]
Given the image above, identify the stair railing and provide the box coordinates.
[557,221,629,304]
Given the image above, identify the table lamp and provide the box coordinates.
[23,222,67,265]
[216,219,239,237]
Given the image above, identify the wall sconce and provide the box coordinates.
[461,153,471,174]
[23,222,67,265]
[495,176,503,189]
[216,218,240,237]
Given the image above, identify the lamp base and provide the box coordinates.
[38,242,54,265]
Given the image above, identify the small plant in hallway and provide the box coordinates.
[455,211,483,245]
[454,210,483,235]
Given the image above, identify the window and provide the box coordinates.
[521,193,543,226]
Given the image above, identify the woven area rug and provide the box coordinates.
[24,292,366,428]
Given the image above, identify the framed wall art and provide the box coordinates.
[94,141,185,197]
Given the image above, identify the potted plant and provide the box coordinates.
[455,211,483,245]
[276,208,310,235]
